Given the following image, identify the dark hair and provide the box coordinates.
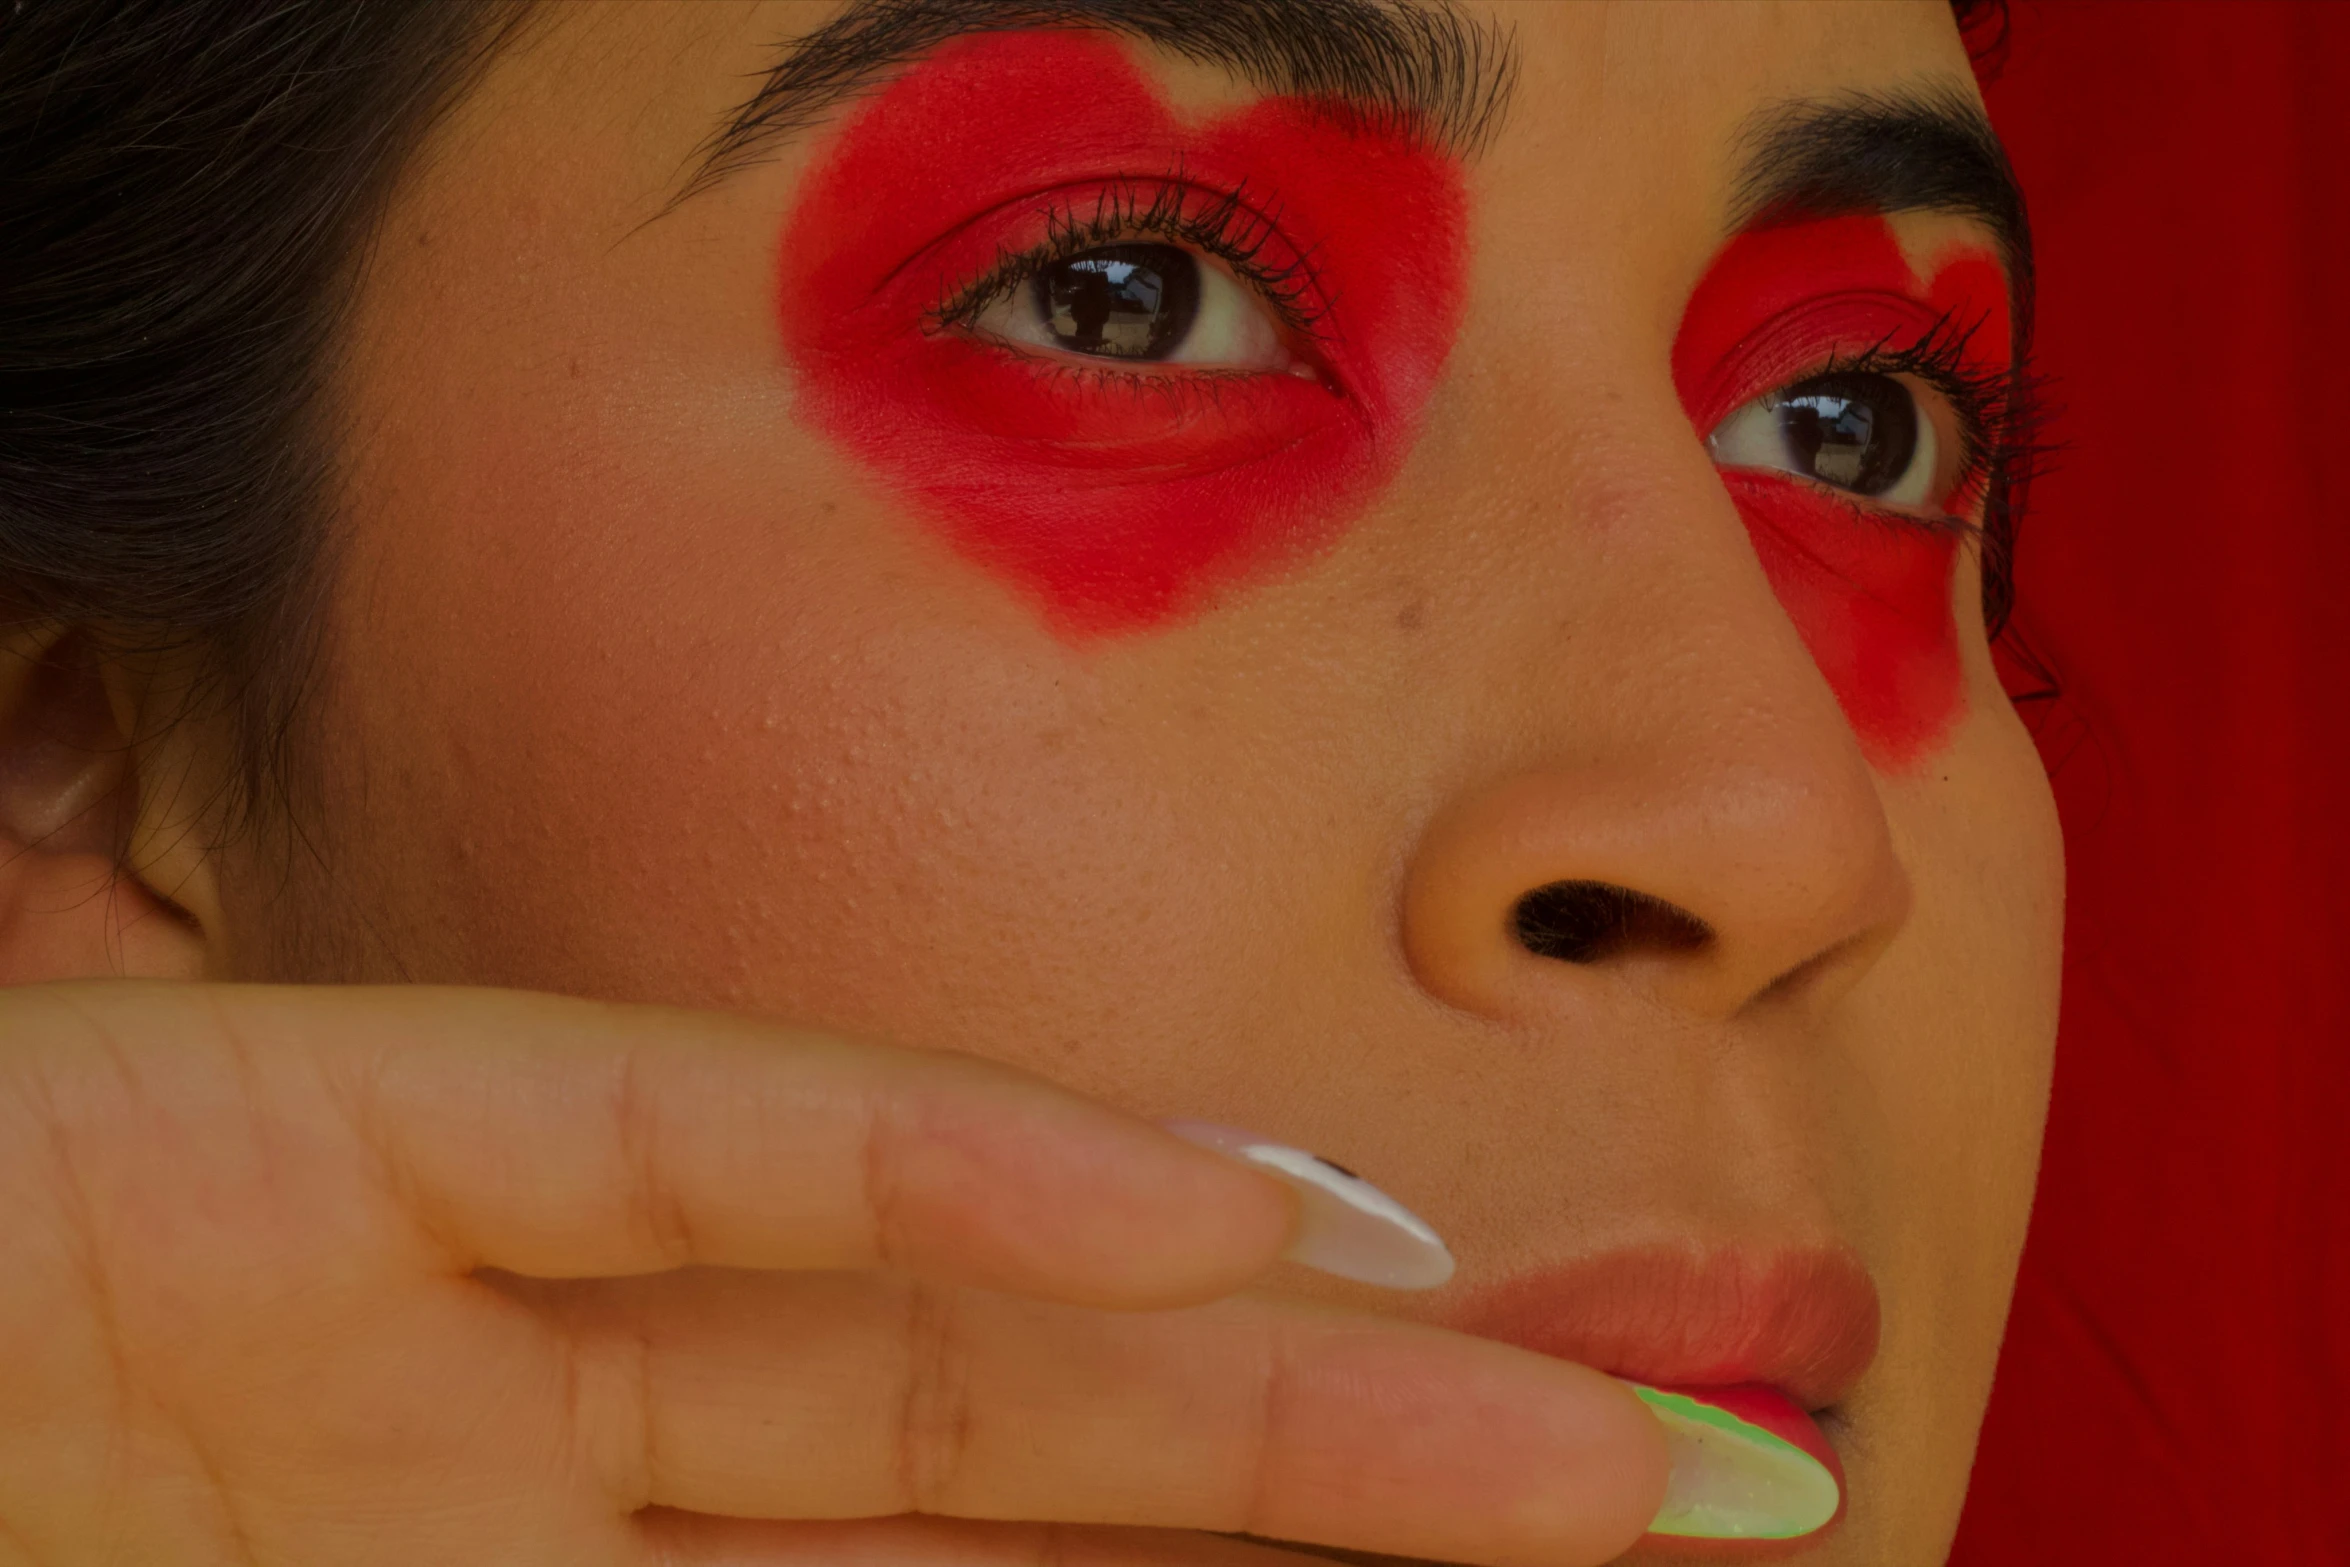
[0,0,518,823]
[1,0,2020,828]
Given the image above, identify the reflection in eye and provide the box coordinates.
[1036,244,1197,358]
[972,242,1294,370]
[1709,371,1942,509]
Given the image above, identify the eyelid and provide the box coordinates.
[927,175,1329,344]
[1731,311,2008,517]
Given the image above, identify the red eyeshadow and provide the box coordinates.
[778,30,1467,637]
[1672,214,2013,768]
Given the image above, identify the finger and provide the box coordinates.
[642,1513,1324,1567]
[534,1270,1669,1567]
[20,981,1296,1308]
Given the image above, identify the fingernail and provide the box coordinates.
[1161,1120,1455,1290]
[1630,1383,1842,1541]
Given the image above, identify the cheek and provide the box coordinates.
[1727,473,1962,771]
[318,397,1276,1033]
[778,32,1468,638]
[327,521,1159,1016]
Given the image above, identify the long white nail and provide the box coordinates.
[1629,1383,1842,1541]
[1162,1120,1455,1290]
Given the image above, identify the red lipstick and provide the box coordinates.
[1448,1246,1877,1546]
[1443,1243,1881,1412]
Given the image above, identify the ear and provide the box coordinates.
[0,623,213,985]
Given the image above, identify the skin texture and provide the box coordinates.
[1674,213,2013,768]
[0,4,2064,1566]
[780,28,1470,635]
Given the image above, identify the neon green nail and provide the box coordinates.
[1632,1383,1842,1540]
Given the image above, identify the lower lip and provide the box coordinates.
[1646,1382,1840,1473]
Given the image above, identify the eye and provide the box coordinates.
[1707,370,1944,510]
[969,242,1296,371]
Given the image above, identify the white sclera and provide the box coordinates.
[1162,1120,1456,1291]
[1706,374,1943,510]
[971,251,1297,371]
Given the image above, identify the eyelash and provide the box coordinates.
[922,192,2048,537]
[928,171,1327,343]
[1795,307,2039,532]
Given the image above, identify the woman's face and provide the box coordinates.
[211,2,2063,1561]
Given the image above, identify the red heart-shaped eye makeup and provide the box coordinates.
[778,29,1471,638]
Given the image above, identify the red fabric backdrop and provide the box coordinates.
[1951,4,2350,1561]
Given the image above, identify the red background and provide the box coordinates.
[1951,4,2350,1561]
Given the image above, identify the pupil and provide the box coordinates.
[1774,372,1918,495]
[1032,243,1200,360]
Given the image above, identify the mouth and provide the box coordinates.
[1439,1242,1881,1413]
[1442,1242,1879,1552]
[1231,1244,1880,1565]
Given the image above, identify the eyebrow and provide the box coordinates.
[1731,81,2035,323]
[1733,82,2039,638]
[674,0,1519,206]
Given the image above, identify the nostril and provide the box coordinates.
[1511,880,1714,965]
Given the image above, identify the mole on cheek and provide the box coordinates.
[777,31,1469,638]
[1673,215,2012,769]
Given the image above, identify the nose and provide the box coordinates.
[1399,432,1914,1026]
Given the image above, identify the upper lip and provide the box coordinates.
[1438,1243,1881,1411]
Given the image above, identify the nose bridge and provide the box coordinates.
[1398,372,1912,1025]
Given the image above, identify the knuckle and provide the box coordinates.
[860,1084,917,1273]
[611,1042,697,1271]
[553,1286,660,1508]
[1236,1318,1290,1537]
[894,1280,977,1514]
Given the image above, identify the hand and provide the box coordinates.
[0,982,1666,1566]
